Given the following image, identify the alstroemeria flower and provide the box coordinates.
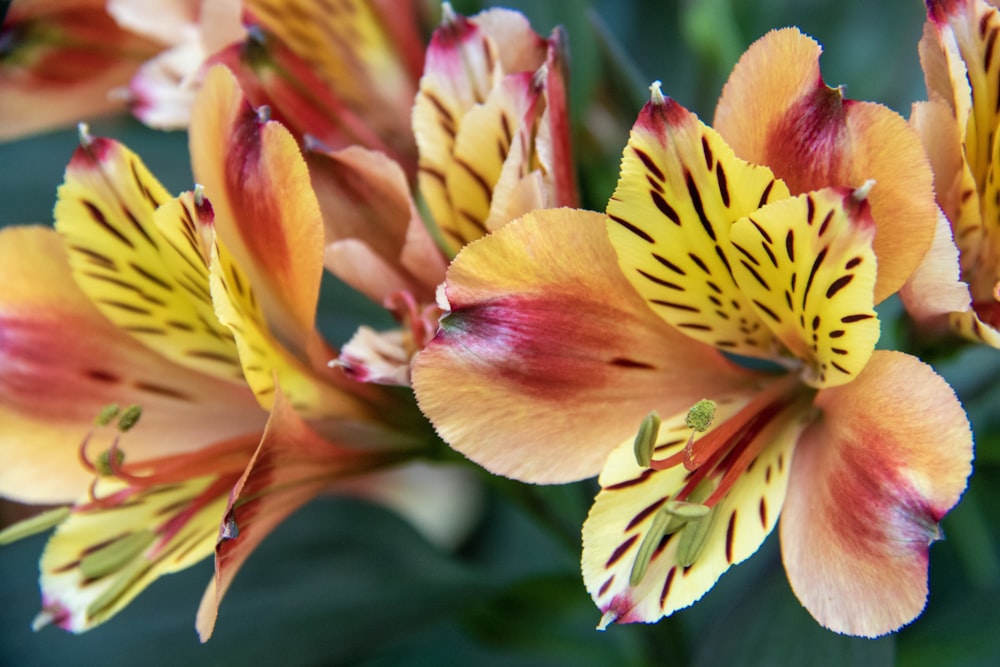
[310,6,576,385]
[209,0,426,172]
[412,29,971,637]
[1,65,477,638]
[0,0,161,140]
[901,0,1000,347]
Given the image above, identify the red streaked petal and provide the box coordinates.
[780,350,973,637]
[0,226,263,504]
[189,65,326,365]
[412,208,755,484]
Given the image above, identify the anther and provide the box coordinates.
[95,448,126,476]
[117,405,142,432]
[633,411,660,467]
[94,404,120,427]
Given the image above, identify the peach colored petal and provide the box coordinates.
[715,28,937,303]
[781,350,972,637]
[0,227,263,504]
[412,209,756,484]
[307,145,446,304]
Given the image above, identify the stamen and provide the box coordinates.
[676,503,721,567]
[95,447,125,476]
[632,411,660,467]
[629,503,687,586]
[95,404,121,426]
[78,530,156,580]
[0,507,70,545]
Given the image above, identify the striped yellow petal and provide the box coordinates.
[36,476,230,633]
[606,92,791,359]
[729,186,880,388]
[582,401,804,626]
[55,135,243,382]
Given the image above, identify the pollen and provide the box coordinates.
[685,399,717,432]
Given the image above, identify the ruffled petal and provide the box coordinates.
[606,93,790,359]
[714,28,936,303]
[780,350,973,637]
[55,135,244,382]
[412,208,755,483]
[0,227,263,504]
[583,398,805,626]
[195,389,412,640]
[730,186,879,387]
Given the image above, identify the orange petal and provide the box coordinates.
[714,28,937,303]
[0,226,263,504]
[195,388,411,641]
[780,350,972,637]
[189,65,325,364]
[412,208,755,484]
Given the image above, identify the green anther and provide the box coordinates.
[79,530,156,581]
[95,448,125,476]
[676,504,721,567]
[86,557,150,620]
[0,507,70,546]
[117,405,143,432]
[685,399,717,432]
[94,404,120,427]
[633,411,661,467]
[663,499,711,520]
[629,504,686,587]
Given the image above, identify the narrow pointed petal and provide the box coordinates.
[781,350,973,637]
[714,28,937,303]
[412,209,755,483]
[0,0,159,140]
[730,187,880,387]
[189,65,325,363]
[337,326,411,386]
[38,473,237,633]
[583,400,804,625]
[306,145,447,305]
[195,389,411,641]
[0,227,263,503]
[55,136,244,382]
[606,95,791,359]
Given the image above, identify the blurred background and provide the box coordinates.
[2,0,999,665]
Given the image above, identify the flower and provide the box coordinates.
[901,0,1000,347]
[309,5,575,385]
[0,65,476,639]
[0,0,161,140]
[412,29,972,636]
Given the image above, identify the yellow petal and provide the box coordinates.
[583,401,804,625]
[730,186,880,387]
[606,94,791,359]
[37,475,232,633]
[55,139,244,382]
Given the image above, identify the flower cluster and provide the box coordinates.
[0,0,987,655]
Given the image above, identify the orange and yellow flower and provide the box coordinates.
[412,29,972,637]
[0,65,473,639]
